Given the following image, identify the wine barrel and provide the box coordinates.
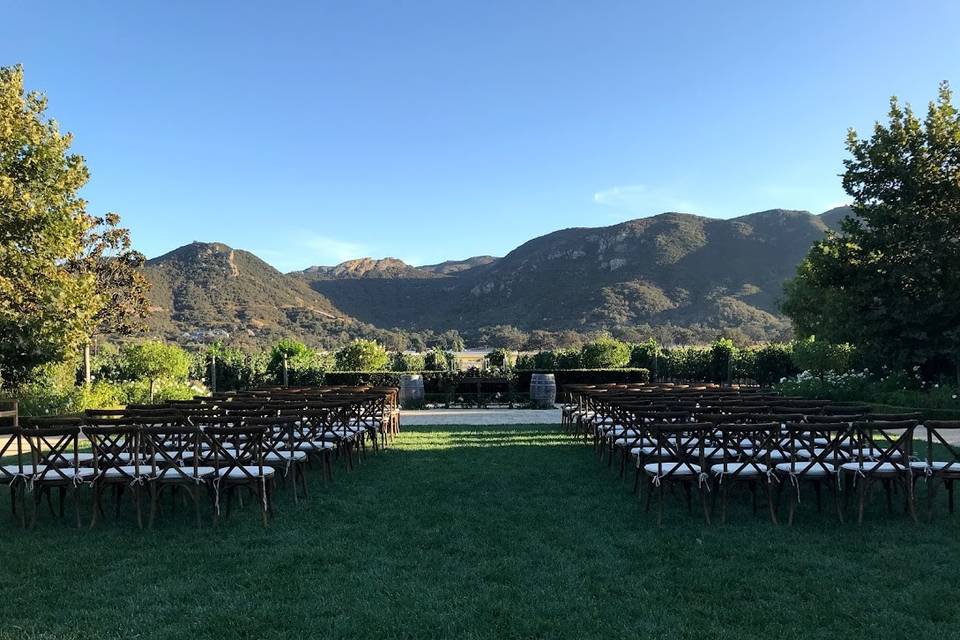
[399,374,425,405]
[529,373,557,408]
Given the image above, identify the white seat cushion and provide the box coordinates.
[703,447,752,459]
[710,462,768,476]
[2,464,43,476]
[909,461,960,472]
[643,462,702,476]
[840,462,907,474]
[214,466,276,479]
[796,448,852,462]
[33,466,96,481]
[264,451,308,463]
[98,466,152,479]
[775,462,838,477]
[153,466,217,480]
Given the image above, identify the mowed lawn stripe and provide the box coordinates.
[0,424,958,639]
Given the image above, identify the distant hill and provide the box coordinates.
[143,242,371,348]
[139,207,850,347]
[300,257,441,280]
[418,256,500,275]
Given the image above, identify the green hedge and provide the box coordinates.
[315,368,649,392]
[512,368,650,389]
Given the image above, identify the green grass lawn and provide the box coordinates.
[1,423,959,639]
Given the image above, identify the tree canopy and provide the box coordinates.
[782,82,960,374]
[0,65,148,386]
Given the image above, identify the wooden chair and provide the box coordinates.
[203,425,274,527]
[0,424,27,527]
[914,421,960,520]
[776,423,849,524]
[642,423,712,525]
[86,422,150,528]
[839,420,918,524]
[142,424,214,527]
[709,424,779,524]
[21,425,94,528]
[248,416,309,504]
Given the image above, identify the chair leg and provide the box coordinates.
[833,480,844,524]
[656,483,664,527]
[134,485,143,529]
[29,486,40,529]
[90,484,102,528]
[149,484,160,529]
[259,483,269,528]
[699,485,711,525]
[765,480,778,525]
[857,479,866,525]
[720,484,728,525]
[904,475,918,523]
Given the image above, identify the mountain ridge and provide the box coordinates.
[140,206,852,346]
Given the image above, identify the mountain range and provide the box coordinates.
[140,206,850,348]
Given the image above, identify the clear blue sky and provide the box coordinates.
[4,1,959,270]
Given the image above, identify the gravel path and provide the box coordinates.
[400,408,562,425]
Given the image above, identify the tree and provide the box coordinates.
[335,339,389,371]
[0,65,148,387]
[481,325,527,349]
[424,348,449,371]
[122,340,191,402]
[782,82,960,377]
[74,213,150,383]
[580,337,630,368]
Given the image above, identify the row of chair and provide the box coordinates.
[562,383,960,525]
[0,386,400,528]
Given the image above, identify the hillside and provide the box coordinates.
[143,242,367,348]
[140,207,851,347]
[300,207,850,342]
[418,256,501,275]
[301,257,441,280]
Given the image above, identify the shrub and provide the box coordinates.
[791,337,855,379]
[424,348,450,371]
[207,343,268,391]
[708,337,738,383]
[486,348,511,368]
[580,337,630,369]
[751,343,798,386]
[391,351,426,372]
[629,339,661,372]
[334,339,389,371]
[515,353,535,370]
[554,348,582,369]
[533,351,557,369]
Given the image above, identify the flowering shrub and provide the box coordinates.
[777,368,960,411]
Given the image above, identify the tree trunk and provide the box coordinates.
[83,343,91,386]
[149,378,155,404]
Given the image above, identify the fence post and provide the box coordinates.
[209,353,217,394]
